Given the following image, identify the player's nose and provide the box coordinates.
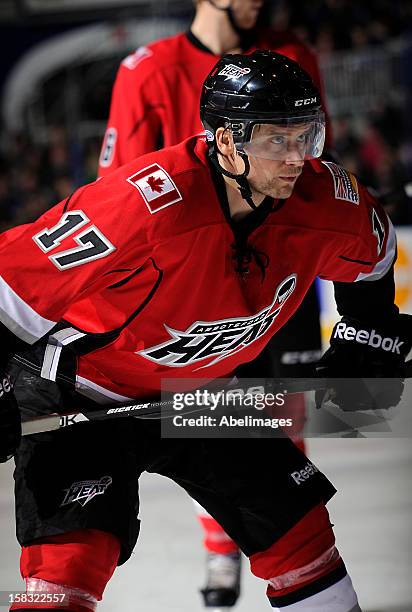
[283,142,305,165]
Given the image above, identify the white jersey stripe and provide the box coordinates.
[355,215,396,282]
[0,275,56,343]
[75,375,133,404]
[41,327,86,382]
[41,343,63,382]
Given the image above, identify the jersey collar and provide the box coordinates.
[185,29,257,55]
[186,30,216,55]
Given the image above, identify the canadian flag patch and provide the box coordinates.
[126,164,183,213]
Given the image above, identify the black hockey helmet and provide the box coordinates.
[200,50,325,161]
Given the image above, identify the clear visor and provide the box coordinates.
[241,113,326,161]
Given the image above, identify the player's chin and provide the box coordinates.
[237,15,259,29]
[267,183,295,199]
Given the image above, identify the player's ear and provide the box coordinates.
[216,127,236,158]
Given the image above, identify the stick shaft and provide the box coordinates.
[21,363,412,437]
[21,378,328,436]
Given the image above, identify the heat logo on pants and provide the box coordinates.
[61,476,113,507]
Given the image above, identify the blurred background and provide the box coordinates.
[0,1,411,610]
[0,0,411,232]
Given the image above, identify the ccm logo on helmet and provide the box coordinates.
[334,322,404,354]
[294,97,317,106]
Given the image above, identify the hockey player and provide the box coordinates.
[1,51,410,612]
[98,0,333,172]
[98,1,333,605]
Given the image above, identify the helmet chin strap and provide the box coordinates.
[210,149,258,210]
[206,0,256,42]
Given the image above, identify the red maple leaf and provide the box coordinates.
[147,175,165,193]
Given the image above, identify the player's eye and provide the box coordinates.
[270,135,285,145]
[296,132,310,144]
[298,126,314,142]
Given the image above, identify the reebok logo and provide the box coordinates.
[334,322,404,354]
[290,461,319,485]
[0,375,12,398]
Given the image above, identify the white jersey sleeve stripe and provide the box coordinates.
[41,327,86,382]
[75,375,133,404]
[355,215,396,282]
[0,275,57,343]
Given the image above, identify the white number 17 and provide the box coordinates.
[33,210,115,270]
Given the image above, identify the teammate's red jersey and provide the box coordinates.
[0,136,394,402]
[98,30,332,176]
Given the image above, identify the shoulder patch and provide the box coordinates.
[322,161,359,205]
[121,46,153,70]
[126,164,183,214]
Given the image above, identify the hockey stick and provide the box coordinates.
[21,361,412,436]
[21,378,329,436]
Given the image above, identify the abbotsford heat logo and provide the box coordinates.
[140,275,297,369]
[61,476,112,507]
[218,64,251,81]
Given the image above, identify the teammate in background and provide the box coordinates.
[1,51,410,612]
[98,0,333,171]
[98,1,333,607]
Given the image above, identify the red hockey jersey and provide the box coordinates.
[98,30,332,176]
[0,136,395,402]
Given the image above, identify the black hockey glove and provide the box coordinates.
[0,371,21,462]
[315,314,412,411]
